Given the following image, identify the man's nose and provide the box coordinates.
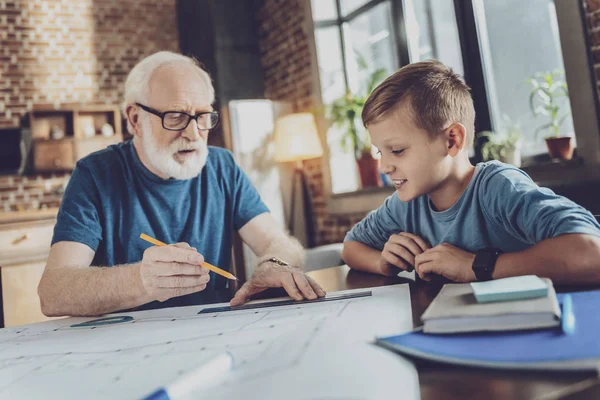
[181,119,208,142]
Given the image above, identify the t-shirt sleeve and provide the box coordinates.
[225,152,270,230]
[51,162,103,251]
[480,168,600,243]
[344,195,404,251]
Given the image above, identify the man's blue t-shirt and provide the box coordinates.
[345,161,600,253]
[52,140,269,310]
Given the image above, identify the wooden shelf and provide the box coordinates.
[0,208,59,225]
[29,105,123,172]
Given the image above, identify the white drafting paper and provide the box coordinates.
[0,284,418,400]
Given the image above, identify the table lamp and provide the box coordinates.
[273,113,324,248]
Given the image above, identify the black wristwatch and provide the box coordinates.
[472,248,503,281]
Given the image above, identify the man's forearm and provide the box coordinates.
[38,263,152,317]
[342,241,382,274]
[494,234,600,284]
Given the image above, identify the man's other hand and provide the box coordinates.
[230,262,326,306]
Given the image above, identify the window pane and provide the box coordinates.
[403,0,464,76]
[327,125,360,193]
[311,0,338,21]
[314,27,360,193]
[314,27,346,105]
[340,0,370,16]
[315,2,400,194]
[343,1,397,94]
[474,0,575,157]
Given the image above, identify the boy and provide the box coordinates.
[342,60,600,284]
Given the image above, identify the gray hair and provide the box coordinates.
[122,51,215,133]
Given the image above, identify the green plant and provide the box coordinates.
[479,118,522,162]
[327,61,388,158]
[527,70,570,139]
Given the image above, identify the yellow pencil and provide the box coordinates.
[140,233,237,281]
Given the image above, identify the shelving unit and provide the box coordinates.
[29,105,123,172]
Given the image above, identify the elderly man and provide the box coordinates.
[38,51,325,316]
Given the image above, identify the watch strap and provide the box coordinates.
[257,256,291,268]
[472,248,502,281]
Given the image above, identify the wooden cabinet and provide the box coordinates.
[33,138,76,171]
[0,218,61,327]
[1,261,54,327]
[30,105,124,172]
[73,135,123,160]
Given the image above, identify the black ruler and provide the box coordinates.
[198,290,373,314]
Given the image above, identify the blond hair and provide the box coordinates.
[362,60,475,147]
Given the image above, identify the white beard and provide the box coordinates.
[140,115,208,180]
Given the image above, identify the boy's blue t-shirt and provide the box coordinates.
[52,140,269,311]
[345,161,600,253]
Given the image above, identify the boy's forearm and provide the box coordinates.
[342,241,383,275]
[39,263,152,317]
[493,234,600,284]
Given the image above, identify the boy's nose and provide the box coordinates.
[379,162,395,175]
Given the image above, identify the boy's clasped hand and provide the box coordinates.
[379,232,476,282]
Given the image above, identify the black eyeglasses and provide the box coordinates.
[136,103,219,131]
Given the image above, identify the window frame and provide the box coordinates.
[312,0,407,211]
[457,0,600,171]
[307,0,600,215]
[313,0,409,93]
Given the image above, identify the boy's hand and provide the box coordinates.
[415,243,477,282]
[377,232,430,276]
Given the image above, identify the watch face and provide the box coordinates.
[473,249,501,281]
[477,252,495,270]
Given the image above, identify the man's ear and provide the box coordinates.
[445,123,467,157]
[125,104,142,137]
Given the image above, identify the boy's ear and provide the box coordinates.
[444,123,467,157]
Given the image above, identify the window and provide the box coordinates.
[314,24,360,194]
[312,0,338,21]
[312,0,399,194]
[311,0,586,200]
[312,0,464,194]
[472,0,575,157]
[403,0,463,76]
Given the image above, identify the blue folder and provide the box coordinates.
[376,291,600,371]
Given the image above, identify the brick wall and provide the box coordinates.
[256,0,365,245]
[0,0,179,128]
[256,0,312,112]
[0,173,68,212]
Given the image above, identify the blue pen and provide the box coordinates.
[561,294,576,335]
[142,352,233,400]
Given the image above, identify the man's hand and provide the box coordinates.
[230,262,326,306]
[139,243,210,302]
[415,243,477,282]
[377,232,431,276]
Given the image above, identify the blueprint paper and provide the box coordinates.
[0,284,418,400]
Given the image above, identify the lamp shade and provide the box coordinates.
[273,113,324,162]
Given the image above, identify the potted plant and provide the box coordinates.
[327,67,388,188]
[479,118,522,167]
[527,70,573,160]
